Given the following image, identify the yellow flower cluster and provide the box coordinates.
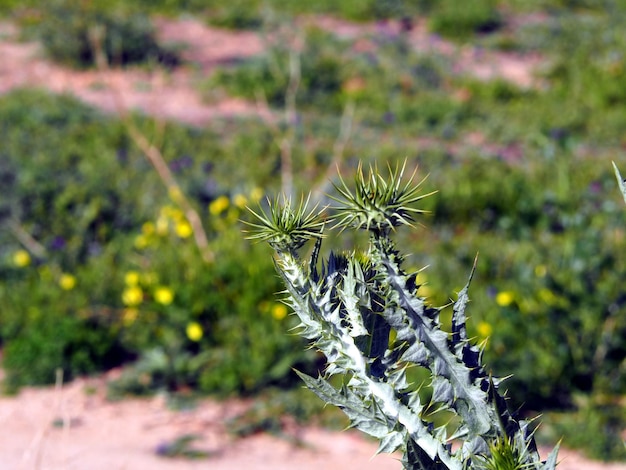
[122,285,143,307]
[134,205,193,249]
[122,308,138,326]
[121,270,174,308]
[208,188,263,220]
[209,195,230,216]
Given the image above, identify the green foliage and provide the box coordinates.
[155,434,212,459]
[111,203,311,395]
[202,0,429,28]
[209,27,468,135]
[1,268,128,391]
[0,89,309,394]
[429,0,503,41]
[23,0,181,68]
[249,163,559,469]
[541,395,626,461]
[209,28,347,111]
[420,157,626,412]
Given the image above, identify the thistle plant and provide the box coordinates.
[247,162,560,469]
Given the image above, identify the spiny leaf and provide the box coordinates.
[612,161,626,205]
[541,440,561,470]
[371,235,495,437]
[295,371,395,440]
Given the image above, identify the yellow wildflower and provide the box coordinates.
[154,286,174,305]
[122,285,143,307]
[271,303,288,320]
[174,220,193,238]
[12,250,31,267]
[534,264,547,278]
[538,288,557,306]
[209,195,229,216]
[122,308,138,326]
[124,271,140,286]
[495,291,515,307]
[59,273,77,291]
[250,187,264,203]
[156,215,169,236]
[134,234,149,249]
[142,221,155,236]
[160,205,181,220]
[186,322,204,342]
[168,186,184,204]
[233,193,248,209]
[477,321,493,338]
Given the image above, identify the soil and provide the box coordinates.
[0,375,625,470]
[0,13,623,470]
[0,14,543,128]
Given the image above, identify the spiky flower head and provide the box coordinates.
[331,160,435,235]
[476,435,534,470]
[245,194,326,253]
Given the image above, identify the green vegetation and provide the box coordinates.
[429,0,502,40]
[0,90,311,394]
[0,0,625,462]
[18,0,181,68]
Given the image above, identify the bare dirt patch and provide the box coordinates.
[0,14,545,129]
[0,19,270,127]
[309,16,544,88]
[0,376,624,470]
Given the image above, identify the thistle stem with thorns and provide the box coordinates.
[247,162,559,469]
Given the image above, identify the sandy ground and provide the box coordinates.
[0,376,624,470]
[0,14,543,128]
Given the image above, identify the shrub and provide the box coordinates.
[0,89,310,393]
[25,0,181,68]
[111,198,314,395]
[429,0,503,40]
[209,27,467,135]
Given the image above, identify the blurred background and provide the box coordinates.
[0,0,624,461]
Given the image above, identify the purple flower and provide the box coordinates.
[50,236,66,250]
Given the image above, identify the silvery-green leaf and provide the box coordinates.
[431,376,454,404]
[377,430,407,455]
[613,161,626,205]
[372,235,494,437]
[339,259,369,337]
[542,441,560,470]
